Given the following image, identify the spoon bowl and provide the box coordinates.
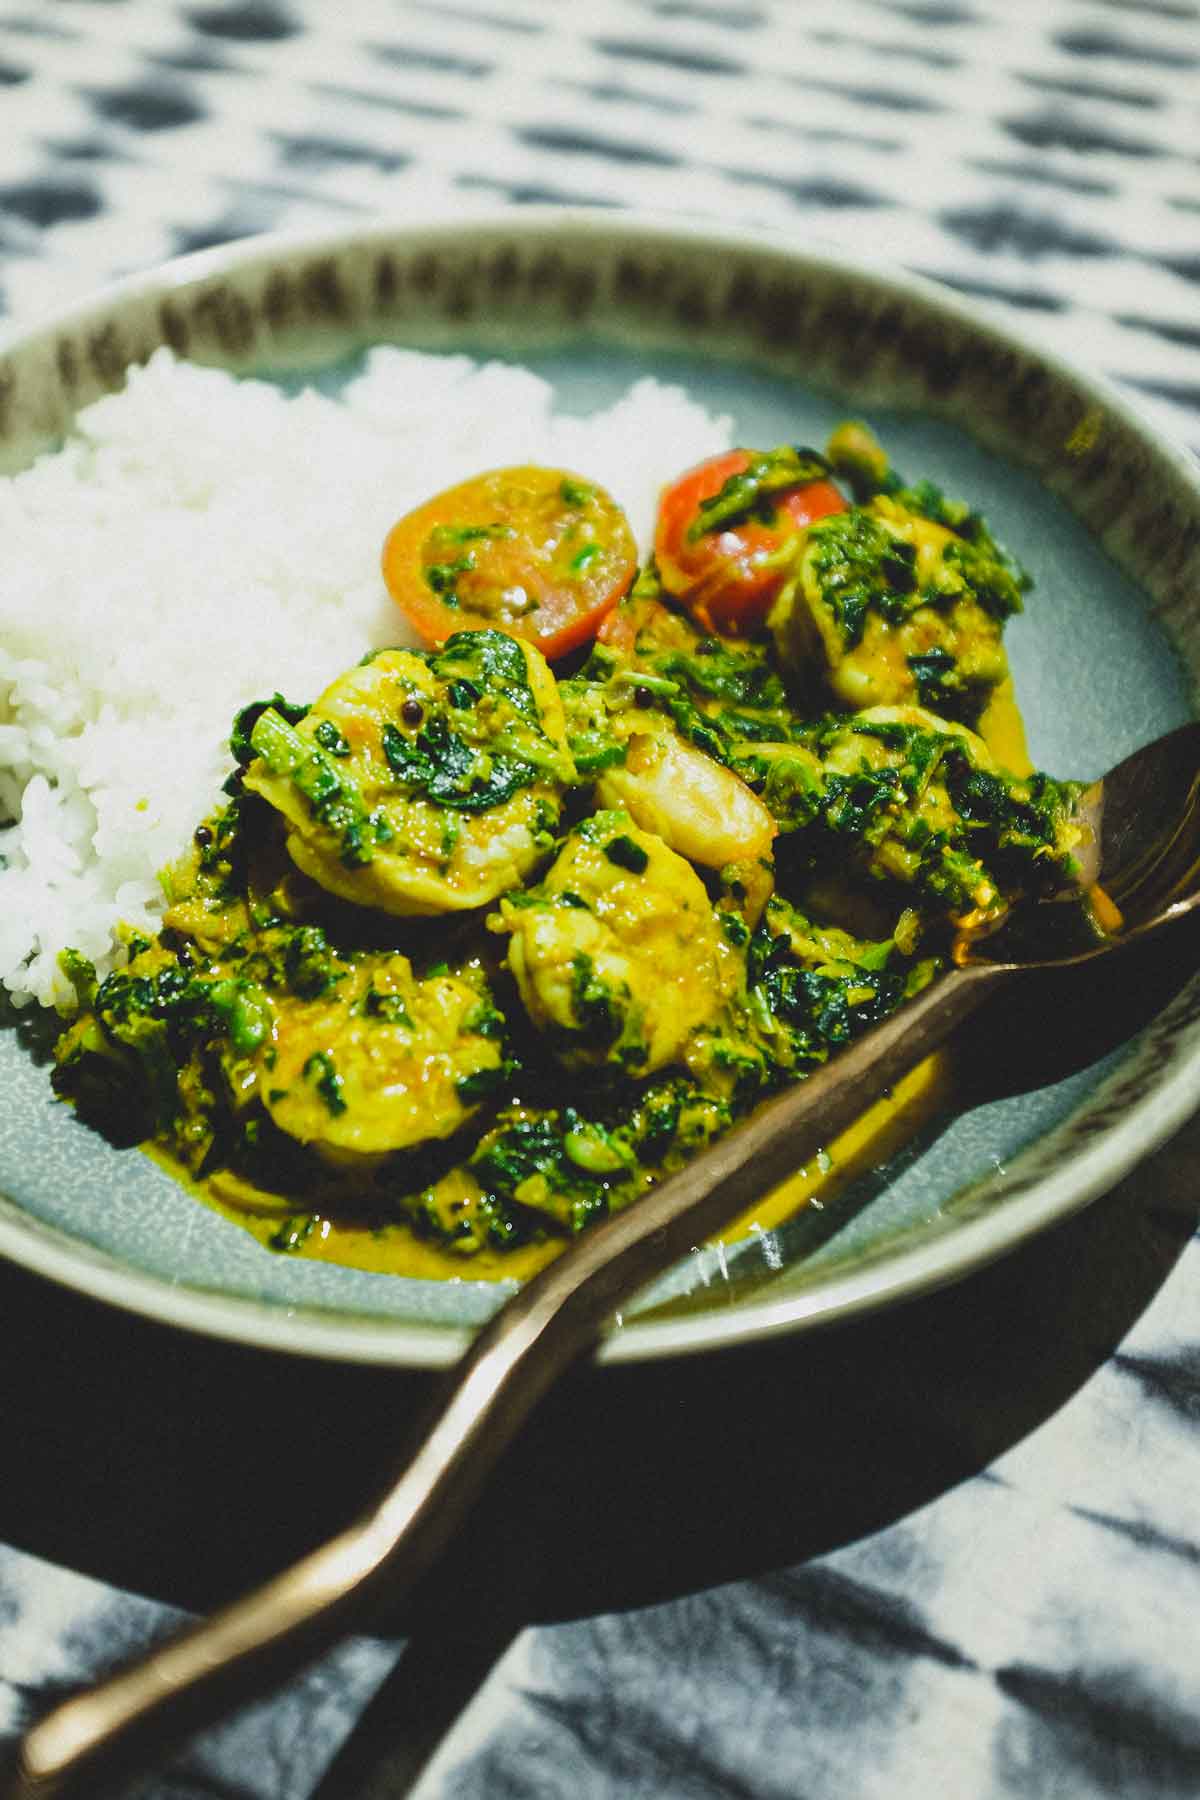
[1076,722,1200,934]
[962,721,1200,970]
[11,721,1200,1800]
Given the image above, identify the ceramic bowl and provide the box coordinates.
[1,209,1198,1366]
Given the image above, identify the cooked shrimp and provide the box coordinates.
[244,629,575,915]
[596,729,775,869]
[259,953,503,1162]
[494,809,738,1073]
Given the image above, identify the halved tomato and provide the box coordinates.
[654,447,846,633]
[382,466,638,661]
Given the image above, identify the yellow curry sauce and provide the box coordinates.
[156,1051,950,1282]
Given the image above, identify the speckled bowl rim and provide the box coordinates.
[1,207,1198,1368]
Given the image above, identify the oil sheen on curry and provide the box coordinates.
[54,424,1091,1281]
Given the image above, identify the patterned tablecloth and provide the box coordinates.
[2,3,1200,1796]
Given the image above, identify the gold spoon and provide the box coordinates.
[9,722,1200,1800]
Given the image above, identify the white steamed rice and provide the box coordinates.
[0,347,731,1011]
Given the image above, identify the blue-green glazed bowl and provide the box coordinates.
[1,210,1198,1366]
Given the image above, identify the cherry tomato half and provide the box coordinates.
[654,449,846,633]
[382,466,638,661]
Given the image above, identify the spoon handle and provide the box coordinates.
[10,961,997,1799]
